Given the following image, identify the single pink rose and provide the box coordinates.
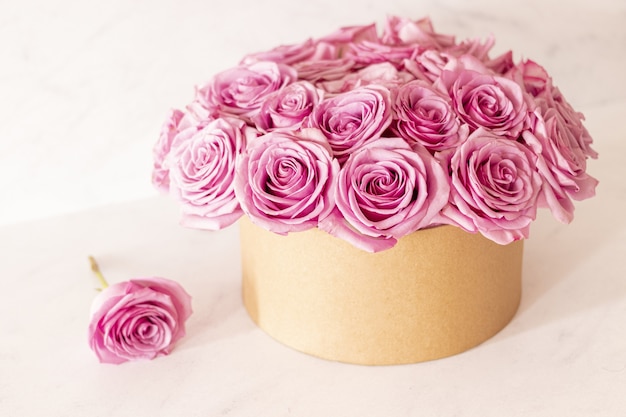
[168,117,255,230]
[523,109,598,223]
[152,109,186,194]
[88,277,192,364]
[381,16,455,50]
[306,85,392,163]
[438,69,530,138]
[195,61,297,120]
[440,128,542,244]
[391,79,468,151]
[252,81,323,133]
[234,128,339,234]
[320,137,449,252]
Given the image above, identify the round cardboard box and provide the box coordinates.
[240,217,523,365]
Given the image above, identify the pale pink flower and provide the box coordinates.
[345,41,420,68]
[317,23,379,48]
[440,128,542,244]
[392,80,468,151]
[252,81,323,132]
[381,16,455,50]
[321,137,449,252]
[152,109,186,193]
[195,61,297,120]
[403,50,455,83]
[168,117,255,230]
[234,128,339,234]
[306,85,392,163]
[319,62,414,94]
[88,277,192,364]
[438,68,531,138]
[240,38,338,65]
[523,109,598,223]
[294,58,355,83]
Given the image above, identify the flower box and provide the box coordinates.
[240,217,523,364]
[153,16,597,364]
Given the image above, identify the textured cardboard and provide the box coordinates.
[240,217,523,365]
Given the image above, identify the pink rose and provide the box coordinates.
[294,58,355,83]
[252,81,323,132]
[510,60,597,160]
[346,41,420,68]
[88,277,192,364]
[445,35,495,61]
[319,62,414,94]
[438,69,530,138]
[234,128,339,234]
[183,99,219,125]
[523,109,598,223]
[483,50,515,75]
[548,87,598,160]
[152,109,186,193]
[240,38,336,66]
[321,137,449,252]
[195,61,297,120]
[353,62,415,87]
[440,128,542,244]
[152,103,221,194]
[306,85,392,163]
[168,117,255,230]
[317,23,379,46]
[403,50,454,83]
[392,80,468,151]
[381,16,455,50]
[444,38,514,74]
[508,59,552,98]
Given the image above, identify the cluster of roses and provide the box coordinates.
[152,16,598,252]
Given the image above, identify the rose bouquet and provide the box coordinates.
[152,16,597,252]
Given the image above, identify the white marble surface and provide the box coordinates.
[1,0,625,415]
[1,193,625,416]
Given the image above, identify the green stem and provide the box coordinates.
[88,256,109,289]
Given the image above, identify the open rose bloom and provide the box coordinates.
[153,16,597,252]
[89,278,193,364]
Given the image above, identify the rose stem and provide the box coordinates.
[88,256,109,289]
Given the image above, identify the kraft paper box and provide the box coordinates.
[240,217,523,365]
[150,13,598,367]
